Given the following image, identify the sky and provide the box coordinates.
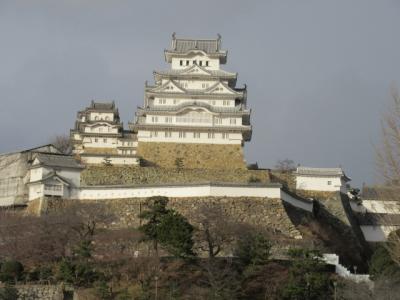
[0,0,399,187]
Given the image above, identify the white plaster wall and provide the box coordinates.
[280,190,314,212]
[153,98,237,108]
[171,56,220,70]
[29,184,43,201]
[362,200,400,214]
[89,112,115,121]
[296,175,343,192]
[29,167,44,182]
[117,140,137,147]
[83,137,118,148]
[209,185,280,198]
[84,124,119,134]
[56,183,313,213]
[137,130,242,144]
[145,113,242,127]
[360,225,400,242]
[81,156,139,166]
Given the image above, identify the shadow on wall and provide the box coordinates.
[281,196,370,273]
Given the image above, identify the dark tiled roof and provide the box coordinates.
[295,166,350,181]
[90,101,116,110]
[34,153,84,169]
[174,38,220,53]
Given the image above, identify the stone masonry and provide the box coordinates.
[137,142,247,169]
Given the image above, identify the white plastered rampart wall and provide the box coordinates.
[350,199,400,242]
[60,183,314,213]
[80,155,139,165]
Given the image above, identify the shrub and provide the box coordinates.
[235,233,271,266]
[0,284,18,300]
[57,259,101,287]
[0,260,24,283]
[248,176,261,183]
[281,248,332,300]
[95,280,112,300]
[369,246,400,280]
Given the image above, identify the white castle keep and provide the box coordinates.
[130,34,252,146]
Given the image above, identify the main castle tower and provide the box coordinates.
[130,34,247,168]
[131,34,252,169]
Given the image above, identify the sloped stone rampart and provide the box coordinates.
[81,166,269,186]
[33,197,302,239]
[137,142,247,169]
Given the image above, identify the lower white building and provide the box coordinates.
[27,153,84,201]
[295,166,351,193]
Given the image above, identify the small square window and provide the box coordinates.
[327,181,332,185]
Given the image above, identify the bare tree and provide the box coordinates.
[192,203,239,258]
[376,86,400,267]
[0,202,115,265]
[49,134,72,154]
[275,159,296,173]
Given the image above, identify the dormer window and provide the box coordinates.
[180,60,183,66]
[186,60,189,66]
[199,61,203,66]
[206,61,209,67]
[193,60,196,65]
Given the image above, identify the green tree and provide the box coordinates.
[56,258,100,287]
[234,233,271,266]
[139,196,194,258]
[158,211,195,258]
[281,248,332,300]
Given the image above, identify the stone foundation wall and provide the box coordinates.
[16,284,64,300]
[81,166,269,186]
[137,142,247,169]
[34,197,302,239]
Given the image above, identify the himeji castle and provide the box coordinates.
[69,34,253,169]
[131,34,252,146]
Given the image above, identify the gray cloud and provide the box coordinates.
[1,0,399,186]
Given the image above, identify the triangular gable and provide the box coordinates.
[42,173,71,186]
[181,64,211,76]
[150,80,186,93]
[206,82,239,95]
[32,157,41,166]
